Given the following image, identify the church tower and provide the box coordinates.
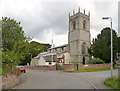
[68,8,91,64]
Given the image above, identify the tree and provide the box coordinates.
[2,17,30,74]
[117,37,120,53]
[89,27,118,64]
[19,41,51,65]
[2,17,51,67]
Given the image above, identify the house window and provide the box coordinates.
[60,48,62,52]
[49,62,51,65]
[82,42,86,54]
[83,20,86,29]
[55,49,57,52]
[73,21,76,29]
[62,47,64,51]
[53,49,56,53]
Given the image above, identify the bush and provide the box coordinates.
[104,76,118,90]
[57,65,64,70]
[92,58,105,64]
[2,63,21,75]
[74,65,77,69]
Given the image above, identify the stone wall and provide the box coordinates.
[25,65,56,71]
[2,74,21,89]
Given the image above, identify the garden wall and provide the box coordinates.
[2,74,21,89]
[63,64,74,71]
[25,65,56,71]
[78,64,110,70]
[25,64,110,71]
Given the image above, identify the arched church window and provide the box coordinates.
[73,21,76,29]
[83,20,86,29]
[82,42,86,54]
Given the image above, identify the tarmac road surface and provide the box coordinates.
[13,69,118,89]
[13,69,94,89]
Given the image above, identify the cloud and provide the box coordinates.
[0,0,119,46]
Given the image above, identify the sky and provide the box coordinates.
[0,0,119,46]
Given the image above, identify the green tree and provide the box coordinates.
[2,17,30,74]
[19,41,51,65]
[118,37,120,53]
[2,17,51,67]
[89,27,118,64]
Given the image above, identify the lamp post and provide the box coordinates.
[29,53,32,65]
[102,17,113,78]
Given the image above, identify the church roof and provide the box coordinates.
[48,44,68,50]
[33,52,56,59]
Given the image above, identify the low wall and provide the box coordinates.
[78,64,110,70]
[25,65,56,71]
[2,74,21,89]
[63,64,110,71]
[63,64,74,71]
[25,64,110,71]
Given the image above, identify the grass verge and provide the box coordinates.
[104,76,118,90]
[65,68,110,73]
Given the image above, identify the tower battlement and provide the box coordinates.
[69,7,90,18]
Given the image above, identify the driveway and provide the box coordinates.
[13,69,118,89]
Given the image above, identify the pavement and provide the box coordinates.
[13,69,118,89]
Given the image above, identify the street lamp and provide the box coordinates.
[29,53,32,65]
[102,17,113,78]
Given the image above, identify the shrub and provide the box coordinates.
[74,65,77,69]
[104,76,118,90]
[57,65,64,70]
[92,57,105,64]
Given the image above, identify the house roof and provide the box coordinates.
[33,44,68,60]
[48,44,68,50]
[42,53,56,56]
[33,52,56,60]
[39,52,48,55]
[43,56,56,62]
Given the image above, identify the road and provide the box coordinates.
[68,69,118,89]
[13,69,118,89]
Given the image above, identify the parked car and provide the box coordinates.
[17,66,26,73]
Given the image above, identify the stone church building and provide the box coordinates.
[31,8,91,66]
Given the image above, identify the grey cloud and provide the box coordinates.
[118,1,120,36]
[20,2,79,39]
[0,0,118,44]
[90,2,118,32]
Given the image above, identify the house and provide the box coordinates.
[31,52,57,66]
